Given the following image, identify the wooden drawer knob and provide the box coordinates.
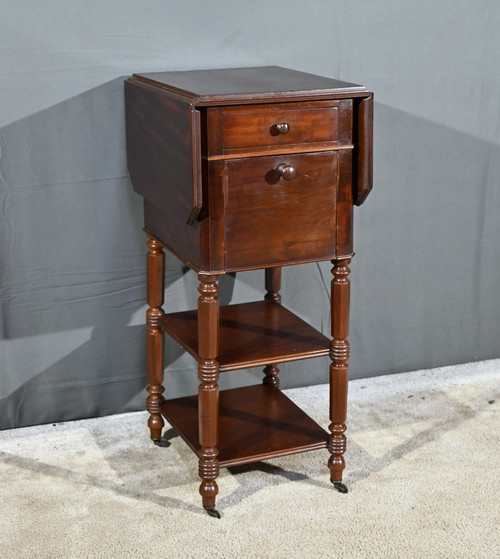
[276,163,297,181]
[270,122,290,136]
[276,122,289,134]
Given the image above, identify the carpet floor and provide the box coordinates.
[1,359,499,559]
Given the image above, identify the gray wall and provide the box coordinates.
[1,1,499,429]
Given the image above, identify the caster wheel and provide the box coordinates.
[204,507,222,519]
[153,439,170,447]
[332,480,348,493]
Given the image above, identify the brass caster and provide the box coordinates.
[204,506,222,519]
[332,480,348,494]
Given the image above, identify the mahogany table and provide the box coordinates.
[125,66,373,518]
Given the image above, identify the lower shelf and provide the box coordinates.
[159,300,330,372]
[160,384,328,468]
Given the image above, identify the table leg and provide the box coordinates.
[197,273,221,517]
[263,267,282,388]
[328,257,351,493]
[146,233,166,444]
[264,267,282,303]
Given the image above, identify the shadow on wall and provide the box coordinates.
[1,83,499,430]
[348,103,500,377]
[0,78,237,429]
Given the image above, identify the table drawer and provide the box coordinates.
[221,102,339,151]
[223,151,337,269]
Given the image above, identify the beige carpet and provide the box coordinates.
[1,359,499,559]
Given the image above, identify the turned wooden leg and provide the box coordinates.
[328,257,351,493]
[264,267,282,303]
[197,274,221,517]
[263,267,282,388]
[146,234,166,444]
[263,364,280,388]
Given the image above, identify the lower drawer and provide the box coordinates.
[223,151,337,269]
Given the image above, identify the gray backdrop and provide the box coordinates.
[1,0,499,429]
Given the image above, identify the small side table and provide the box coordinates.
[125,66,373,517]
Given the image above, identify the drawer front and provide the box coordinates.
[221,103,338,151]
[224,152,337,269]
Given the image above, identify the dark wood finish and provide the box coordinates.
[125,66,373,514]
[353,94,374,206]
[206,99,353,160]
[224,151,337,269]
[125,81,202,226]
[328,258,351,484]
[196,275,220,509]
[145,234,166,442]
[160,384,328,467]
[264,268,282,304]
[263,364,280,388]
[336,150,354,257]
[220,101,339,151]
[126,67,372,274]
[143,202,204,271]
[159,301,330,372]
[133,66,367,106]
[205,160,225,271]
[264,267,282,387]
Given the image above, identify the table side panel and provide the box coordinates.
[126,79,204,268]
[353,94,374,206]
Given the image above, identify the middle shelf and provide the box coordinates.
[159,300,330,372]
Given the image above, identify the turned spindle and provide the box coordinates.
[263,268,282,388]
[197,274,221,515]
[145,234,166,443]
[328,258,351,492]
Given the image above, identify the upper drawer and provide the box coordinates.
[206,100,352,156]
[223,103,337,149]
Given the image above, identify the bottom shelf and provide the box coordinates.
[160,384,328,468]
